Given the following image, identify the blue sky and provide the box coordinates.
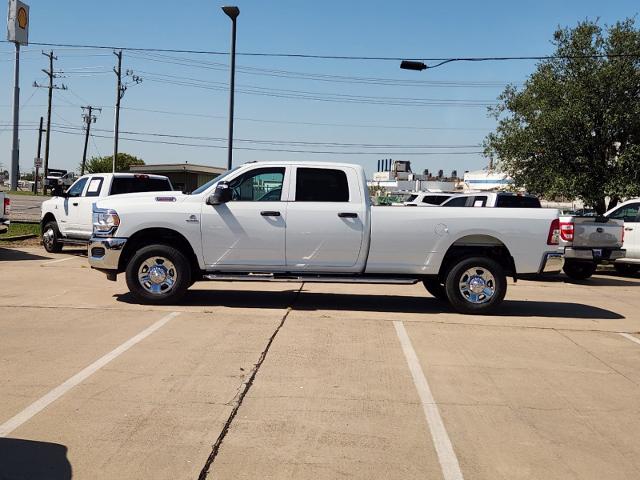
[1,0,638,178]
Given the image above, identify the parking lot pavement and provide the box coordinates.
[2,245,640,479]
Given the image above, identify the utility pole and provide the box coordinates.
[112,50,141,172]
[81,106,100,175]
[34,116,44,195]
[35,50,67,189]
[112,50,122,173]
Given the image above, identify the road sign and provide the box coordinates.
[7,0,29,45]
[34,157,42,168]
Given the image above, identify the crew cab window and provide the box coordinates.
[609,204,640,222]
[496,195,541,208]
[423,195,450,205]
[66,177,88,198]
[442,196,468,207]
[110,176,173,195]
[296,168,349,202]
[229,168,284,201]
[86,177,104,197]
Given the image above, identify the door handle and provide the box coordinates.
[338,212,358,218]
[625,227,634,231]
[72,202,79,206]
[260,211,281,217]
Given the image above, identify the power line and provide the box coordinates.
[3,40,639,62]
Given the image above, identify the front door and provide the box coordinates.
[61,177,89,237]
[285,166,366,271]
[200,166,288,268]
[608,202,640,259]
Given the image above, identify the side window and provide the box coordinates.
[228,167,285,201]
[442,196,468,207]
[296,168,349,202]
[609,204,640,222]
[423,195,450,205]
[472,196,488,207]
[86,177,104,197]
[66,177,88,198]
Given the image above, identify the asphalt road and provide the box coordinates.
[6,194,51,222]
[1,245,640,479]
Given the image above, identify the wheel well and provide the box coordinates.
[438,235,516,280]
[118,228,201,277]
[41,213,57,230]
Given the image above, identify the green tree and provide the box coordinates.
[484,19,640,214]
[83,153,145,174]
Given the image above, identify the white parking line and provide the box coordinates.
[393,321,464,480]
[41,256,77,266]
[0,311,180,437]
[619,332,640,346]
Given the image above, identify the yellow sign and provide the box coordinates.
[17,6,27,29]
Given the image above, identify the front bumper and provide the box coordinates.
[564,247,626,262]
[539,252,564,274]
[88,237,127,271]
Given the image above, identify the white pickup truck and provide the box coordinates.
[0,192,9,234]
[88,161,564,314]
[41,173,173,252]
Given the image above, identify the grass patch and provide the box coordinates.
[0,222,40,239]
[4,190,41,196]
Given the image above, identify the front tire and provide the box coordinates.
[445,257,507,315]
[42,220,63,253]
[563,260,596,280]
[125,244,192,304]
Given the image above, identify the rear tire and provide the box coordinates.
[125,244,191,304]
[563,260,596,280]
[444,256,507,315]
[42,220,63,253]
[422,278,447,301]
[613,263,640,276]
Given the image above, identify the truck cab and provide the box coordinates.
[41,173,173,252]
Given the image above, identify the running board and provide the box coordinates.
[203,273,419,285]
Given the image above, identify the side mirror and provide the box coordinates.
[207,181,232,205]
[53,184,66,198]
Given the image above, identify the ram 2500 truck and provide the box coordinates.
[41,173,173,252]
[88,161,563,314]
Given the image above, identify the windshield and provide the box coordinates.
[191,166,241,195]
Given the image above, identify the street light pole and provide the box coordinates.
[222,6,240,171]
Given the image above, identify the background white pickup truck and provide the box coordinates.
[88,161,563,314]
[41,173,173,252]
[0,192,9,234]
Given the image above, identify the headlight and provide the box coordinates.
[93,207,120,236]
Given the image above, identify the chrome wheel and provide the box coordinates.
[42,228,55,249]
[458,267,495,304]
[138,256,178,295]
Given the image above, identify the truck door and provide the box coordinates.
[608,202,640,259]
[201,166,287,268]
[60,177,88,236]
[285,166,366,271]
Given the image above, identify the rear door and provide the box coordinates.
[285,166,366,271]
[607,202,640,259]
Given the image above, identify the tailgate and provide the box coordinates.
[561,216,623,248]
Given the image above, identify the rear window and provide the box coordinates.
[295,168,349,202]
[496,195,541,208]
[110,177,172,195]
[423,195,450,205]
